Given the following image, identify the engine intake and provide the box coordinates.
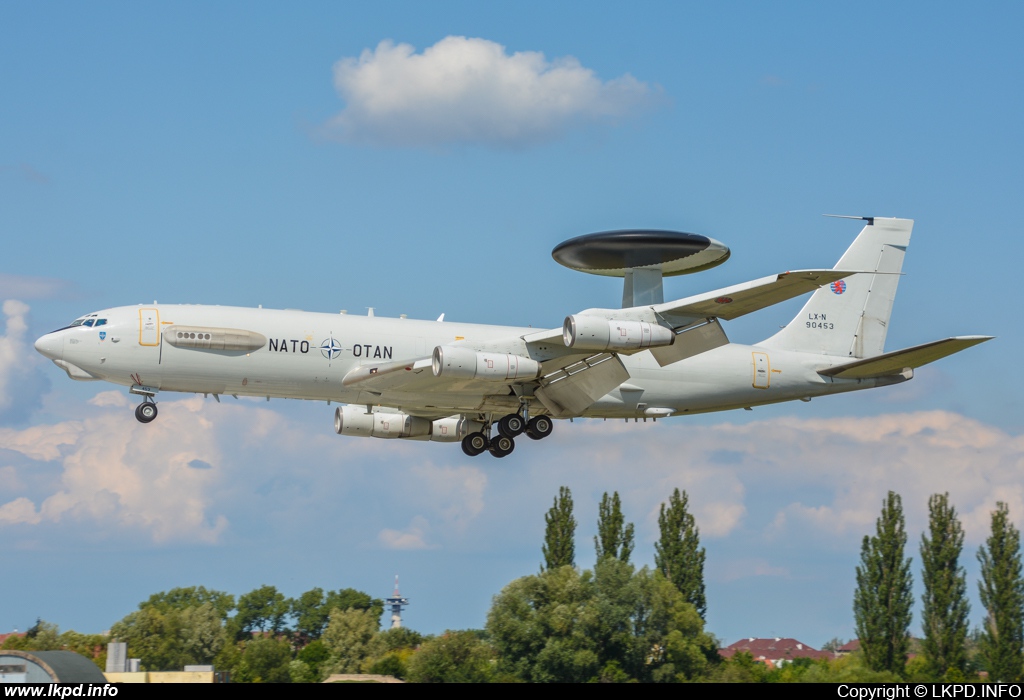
[432,346,541,381]
[563,315,674,352]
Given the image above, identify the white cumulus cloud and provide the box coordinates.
[0,397,227,543]
[379,515,434,550]
[0,300,50,423]
[326,36,658,148]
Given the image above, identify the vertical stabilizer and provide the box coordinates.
[761,217,913,358]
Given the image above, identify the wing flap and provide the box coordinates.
[818,336,993,379]
[535,354,629,417]
[649,317,730,366]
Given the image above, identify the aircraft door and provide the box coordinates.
[752,352,770,389]
[139,308,160,346]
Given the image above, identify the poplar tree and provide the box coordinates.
[595,491,635,564]
[542,486,576,570]
[654,488,706,619]
[978,502,1024,682]
[920,493,970,679]
[854,491,914,675]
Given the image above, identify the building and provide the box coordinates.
[0,650,108,683]
[719,637,832,668]
[836,639,861,656]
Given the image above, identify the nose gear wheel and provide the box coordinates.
[135,400,158,424]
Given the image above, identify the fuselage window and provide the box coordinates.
[94,319,107,327]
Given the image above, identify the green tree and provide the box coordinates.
[111,607,186,671]
[321,607,379,674]
[292,588,329,642]
[854,491,914,675]
[4,620,60,651]
[654,488,706,619]
[292,587,384,643]
[296,639,330,681]
[486,558,716,682]
[2,622,109,670]
[920,493,970,679]
[368,652,410,680]
[595,491,635,564]
[363,627,424,681]
[978,502,1024,682]
[234,585,290,637]
[232,636,292,683]
[325,588,384,622]
[406,630,496,683]
[288,658,319,683]
[177,603,228,665]
[368,626,423,656]
[143,586,235,621]
[542,486,576,571]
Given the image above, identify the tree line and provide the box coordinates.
[854,491,1024,682]
[6,487,1023,682]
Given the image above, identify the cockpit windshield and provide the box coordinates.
[53,315,108,333]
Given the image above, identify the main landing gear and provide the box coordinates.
[135,398,158,424]
[461,413,553,458]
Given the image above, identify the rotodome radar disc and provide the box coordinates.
[551,229,730,277]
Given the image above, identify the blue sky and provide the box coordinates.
[1,2,1022,647]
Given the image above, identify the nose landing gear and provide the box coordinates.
[130,383,159,424]
[135,399,158,424]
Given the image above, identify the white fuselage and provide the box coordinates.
[37,304,899,420]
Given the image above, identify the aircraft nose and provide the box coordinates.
[34,332,63,361]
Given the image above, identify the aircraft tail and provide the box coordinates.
[761,217,913,358]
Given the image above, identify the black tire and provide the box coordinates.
[525,415,553,440]
[497,413,525,438]
[461,432,488,457]
[488,435,515,458]
[135,402,158,424]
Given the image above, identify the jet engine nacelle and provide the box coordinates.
[432,346,542,381]
[563,315,675,352]
[334,405,430,439]
[429,417,485,442]
[334,406,483,442]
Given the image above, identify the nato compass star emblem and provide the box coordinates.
[320,337,343,360]
[319,337,344,360]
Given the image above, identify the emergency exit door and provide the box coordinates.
[139,308,160,346]
[752,352,770,389]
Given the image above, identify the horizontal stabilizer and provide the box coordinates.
[818,336,993,379]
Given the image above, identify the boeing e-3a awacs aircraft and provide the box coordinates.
[34,217,990,458]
